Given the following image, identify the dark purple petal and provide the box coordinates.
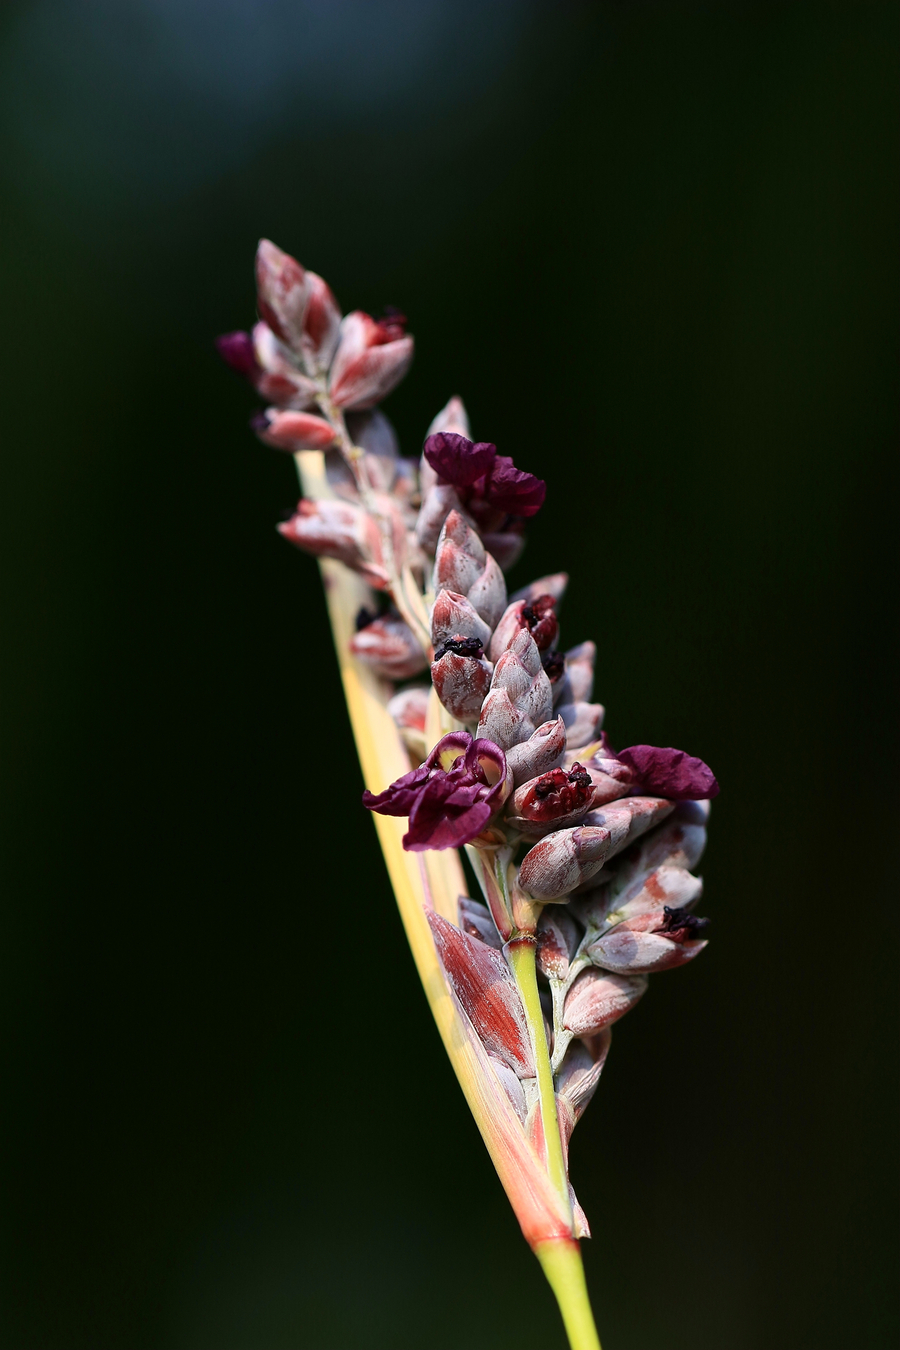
[216,331,260,379]
[405,783,492,851]
[482,455,546,517]
[363,730,509,850]
[361,762,432,815]
[423,433,496,487]
[615,745,719,800]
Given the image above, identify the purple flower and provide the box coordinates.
[362,731,510,851]
[614,744,719,800]
[423,433,546,520]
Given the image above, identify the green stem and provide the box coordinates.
[506,939,571,1213]
[535,1239,602,1350]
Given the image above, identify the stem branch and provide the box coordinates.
[506,939,571,1212]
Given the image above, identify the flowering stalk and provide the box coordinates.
[219,241,720,1350]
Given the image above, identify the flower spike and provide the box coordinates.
[220,241,720,1350]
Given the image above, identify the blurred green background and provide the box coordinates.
[0,2,896,1347]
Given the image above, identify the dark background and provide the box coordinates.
[1,2,896,1347]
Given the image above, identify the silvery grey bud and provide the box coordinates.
[504,717,567,786]
[431,589,492,650]
[563,969,648,1037]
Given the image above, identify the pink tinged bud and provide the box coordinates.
[387,686,429,759]
[505,717,567,787]
[432,511,507,629]
[255,239,312,350]
[517,824,614,900]
[255,408,339,451]
[506,763,596,838]
[596,865,704,933]
[301,270,341,370]
[430,590,492,651]
[431,649,493,724]
[433,510,486,595]
[216,330,260,379]
[467,552,507,631]
[583,796,676,863]
[278,497,375,571]
[536,908,580,980]
[426,395,471,440]
[581,753,636,808]
[587,912,709,975]
[427,911,535,1078]
[362,731,511,851]
[477,632,553,750]
[350,615,428,681]
[489,595,559,663]
[327,310,414,409]
[458,896,503,950]
[415,483,463,554]
[251,322,319,408]
[613,744,719,800]
[511,573,569,606]
[612,800,708,887]
[557,700,605,751]
[563,969,648,1038]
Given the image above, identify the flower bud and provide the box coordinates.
[433,509,486,595]
[582,796,675,865]
[586,906,709,974]
[254,408,339,451]
[536,908,580,980]
[301,270,342,371]
[489,595,559,662]
[505,717,567,786]
[477,631,553,750]
[608,800,708,892]
[516,824,614,900]
[387,686,429,760]
[426,395,471,440]
[563,970,647,1037]
[255,239,311,350]
[432,510,507,629]
[328,310,414,409]
[416,483,463,554]
[467,553,507,631]
[518,797,674,900]
[431,645,493,723]
[430,590,492,650]
[580,753,635,807]
[350,615,428,681]
[278,497,378,573]
[581,864,703,936]
[251,322,319,407]
[505,763,596,838]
